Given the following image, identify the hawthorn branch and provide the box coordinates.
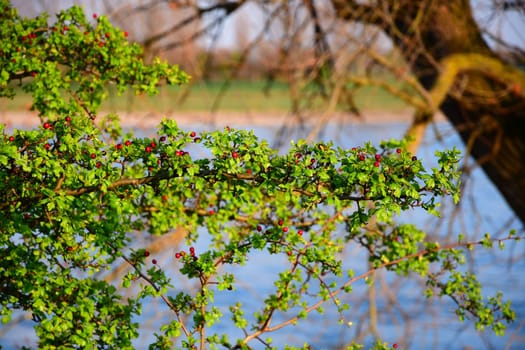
[118,249,191,337]
[261,235,524,334]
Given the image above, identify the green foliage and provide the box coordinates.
[0,2,520,349]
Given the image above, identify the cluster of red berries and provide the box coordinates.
[374,153,381,167]
[21,32,37,41]
[143,250,157,264]
[352,148,410,167]
[145,141,157,153]
[21,32,37,46]
[355,150,383,167]
[293,152,317,169]
[175,246,197,260]
[257,220,303,236]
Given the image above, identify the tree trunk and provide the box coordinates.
[333,0,525,223]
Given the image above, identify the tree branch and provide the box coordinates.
[142,2,243,49]
[331,0,384,26]
[405,52,525,153]
[262,234,524,334]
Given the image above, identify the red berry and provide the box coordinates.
[43,122,51,129]
[412,155,417,161]
[232,151,239,159]
[66,246,73,252]
[393,344,398,349]
[176,150,183,156]
[375,154,381,161]
[63,26,68,32]
[161,195,168,202]
[115,143,123,150]
[246,169,252,175]
[396,148,402,154]
[8,136,14,142]
[283,227,289,233]
[256,225,262,232]
[298,230,303,236]
[359,154,365,161]
[31,71,37,77]
[144,250,150,257]
[124,140,132,146]
[208,209,215,215]
[278,219,284,226]
[189,131,196,137]
[65,116,71,123]
[44,143,51,150]
[150,141,157,148]
[374,161,380,167]
[310,158,316,164]
[105,32,110,38]
[98,41,104,47]
[152,259,157,265]
[95,162,102,168]
[124,31,129,38]
[175,252,181,259]
[24,213,31,220]
[90,153,96,159]
[145,146,152,153]
[93,13,98,19]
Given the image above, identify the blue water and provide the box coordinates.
[2,121,524,349]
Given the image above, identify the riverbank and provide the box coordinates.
[1,109,446,129]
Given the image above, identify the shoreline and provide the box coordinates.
[1,110,446,130]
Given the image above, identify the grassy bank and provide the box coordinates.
[1,80,410,114]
